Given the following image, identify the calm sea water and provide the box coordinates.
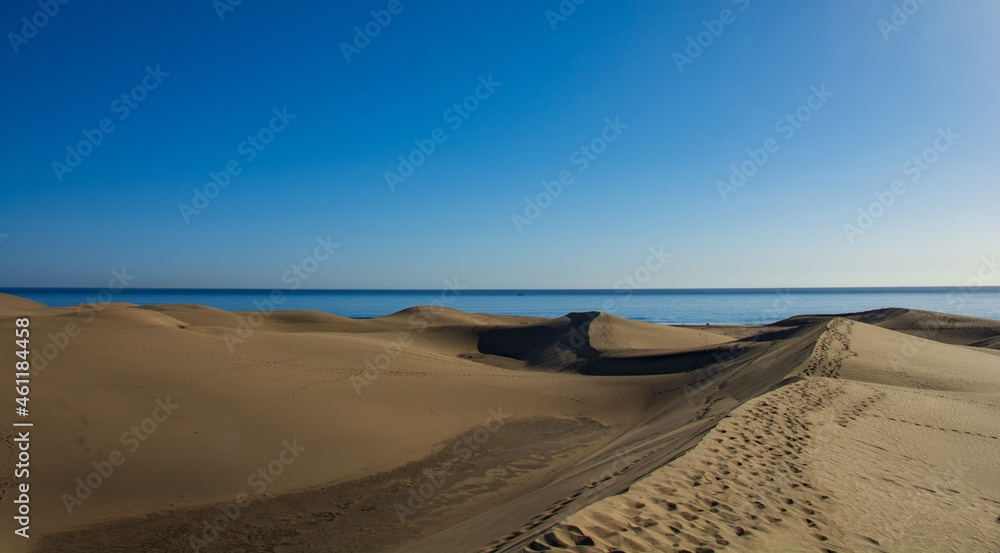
[4,288,999,325]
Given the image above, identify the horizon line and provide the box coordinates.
[3,286,999,292]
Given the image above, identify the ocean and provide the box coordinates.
[3,287,999,325]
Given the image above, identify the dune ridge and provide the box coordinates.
[0,294,996,553]
[513,316,1000,553]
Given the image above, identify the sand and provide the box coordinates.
[0,294,997,552]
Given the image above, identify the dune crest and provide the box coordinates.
[518,315,1000,553]
[1,296,996,553]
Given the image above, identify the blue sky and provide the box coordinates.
[1,0,997,289]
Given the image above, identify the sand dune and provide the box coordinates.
[0,296,996,552]
[782,307,1000,349]
[477,311,733,373]
[519,315,1000,553]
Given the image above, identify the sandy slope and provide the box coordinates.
[0,295,736,552]
[522,317,1000,553]
[0,295,997,553]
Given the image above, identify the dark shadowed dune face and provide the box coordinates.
[477,312,601,369]
[476,310,821,377]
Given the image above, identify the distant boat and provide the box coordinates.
[517,286,525,296]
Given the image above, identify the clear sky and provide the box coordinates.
[1,0,997,289]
